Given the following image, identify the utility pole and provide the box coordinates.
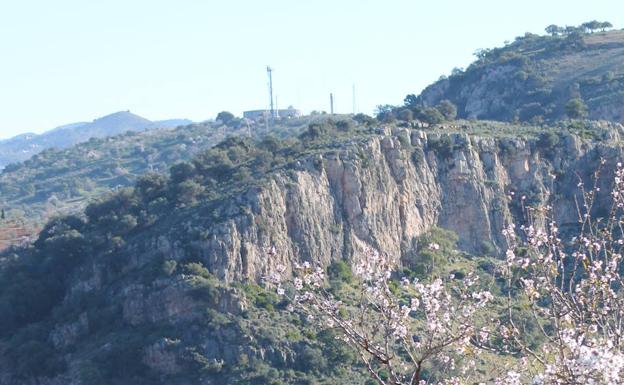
[330,93,334,115]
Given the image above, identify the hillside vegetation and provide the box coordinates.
[4,21,624,384]
[414,26,624,123]
[0,111,191,169]
[0,116,623,384]
[0,115,337,250]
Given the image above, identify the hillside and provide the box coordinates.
[0,116,327,251]
[0,111,192,169]
[0,118,623,384]
[415,29,624,123]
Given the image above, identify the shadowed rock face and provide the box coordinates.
[133,125,623,284]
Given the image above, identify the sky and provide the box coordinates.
[0,0,621,139]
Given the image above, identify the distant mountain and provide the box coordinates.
[415,29,624,123]
[0,111,192,168]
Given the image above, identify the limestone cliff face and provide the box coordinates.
[4,125,624,385]
[146,126,623,284]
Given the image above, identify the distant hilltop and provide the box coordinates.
[413,24,624,123]
[0,111,192,169]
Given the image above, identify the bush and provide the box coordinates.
[537,131,560,151]
[296,345,327,373]
[435,100,457,120]
[300,122,330,141]
[182,262,212,278]
[404,227,459,276]
[135,173,168,202]
[428,136,455,159]
[335,119,354,132]
[174,180,204,205]
[565,97,588,118]
[353,113,376,127]
[419,107,445,124]
[327,260,353,284]
[216,111,235,125]
[170,162,196,183]
[243,284,281,311]
[397,109,413,122]
[188,275,220,302]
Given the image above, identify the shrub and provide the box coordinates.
[419,107,445,124]
[182,262,212,278]
[353,113,376,127]
[435,100,457,120]
[537,131,560,151]
[296,345,327,373]
[335,119,354,132]
[174,180,204,205]
[428,136,455,159]
[170,162,196,183]
[327,260,353,284]
[565,97,588,118]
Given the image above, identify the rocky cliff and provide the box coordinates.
[136,124,624,284]
[2,121,623,384]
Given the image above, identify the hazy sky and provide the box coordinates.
[0,0,621,139]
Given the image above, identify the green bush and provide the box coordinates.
[296,345,327,373]
[428,136,455,159]
[182,262,212,278]
[435,100,457,120]
[405,227,459,276]
[565,97,588,118]
[327,260,353,284]
[537,131,560,152]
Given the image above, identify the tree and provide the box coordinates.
[563,25,582,35]
[499,162,624,384]
[375,105,397,124]
[419,107,445,124]
[272,162,624,384]
[403,94,419,108]
[599,21,613,31]
[397,109,413,122]
[545,24,563,36]
[353,113,377,127]
[565,97,589,119]
[581,20,602,33]
[435,100,457,121]
[269,252,495,384]
[0,209,4,220]
[473,48,491,60]
[174,179,204,205]
[216,111,235,125]
[169,162,196,184]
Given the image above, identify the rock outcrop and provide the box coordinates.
[133,126,622,284]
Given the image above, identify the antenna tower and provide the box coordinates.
[267,66,275,119]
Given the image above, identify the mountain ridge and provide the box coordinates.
[0,111,193,169]
[414,29,624,123]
